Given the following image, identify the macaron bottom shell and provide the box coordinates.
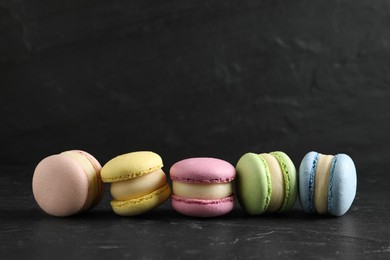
[171,194,235,218]
[110,183,171,216]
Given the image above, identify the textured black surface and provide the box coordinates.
[1,164,389,259]
[1,0,390,169]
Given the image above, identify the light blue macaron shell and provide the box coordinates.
[328,154,357,216]
[299,151,318,214]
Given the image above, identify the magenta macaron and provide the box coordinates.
[170,157,236,217]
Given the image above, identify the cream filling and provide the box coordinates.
[260,153,285,212]
[172,181,233,199]
[110,169,166,201]
[314,154,334,214]
[61,151,97,212]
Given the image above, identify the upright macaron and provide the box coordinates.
[235,151,297,215]
[170,157,236,217]
[299,151,357,216]
[101,151,171,216]
[32,150,105,217]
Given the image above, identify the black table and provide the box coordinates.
[1,163,389,259]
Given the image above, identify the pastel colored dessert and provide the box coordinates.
[299,151,357,216]
[32,150,105,217]
[170,157,236,217]
[101,151,171,216]
[235,151,297,215]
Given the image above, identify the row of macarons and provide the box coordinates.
[32,150,357,218]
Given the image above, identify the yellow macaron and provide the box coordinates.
[101,151,171,216]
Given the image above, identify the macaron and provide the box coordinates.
[235,151,298,215]
[299,151,357,216]
[32,150,105,217]
[170,157,236,218]
[101,151,171,216]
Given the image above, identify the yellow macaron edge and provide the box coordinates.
[110,183,171,216]
[101,151,163,183]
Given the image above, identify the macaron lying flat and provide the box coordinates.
[170,157,236,217]
[299,151,357,216]
[101,151,171,216]
[32,150,105,217]
[235,151,297,215]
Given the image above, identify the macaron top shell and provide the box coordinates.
[299,151,318,214]
[270,151,297,212]
[235,153,271,215]
[328,154,357,216]
[101,151,163,183]
[170,157,235,183]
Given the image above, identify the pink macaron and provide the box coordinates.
[170,157,236,217]
[32,150,105,217]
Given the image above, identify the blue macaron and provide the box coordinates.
[299,151,357,216]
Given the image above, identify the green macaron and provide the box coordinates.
[235,151,297,215]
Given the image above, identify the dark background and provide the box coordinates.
[1,1,390,259]
[2,0,389,171]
